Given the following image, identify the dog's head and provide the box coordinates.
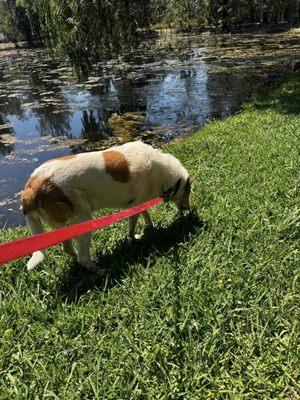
[165,176,191,212]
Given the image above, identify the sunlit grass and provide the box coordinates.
[0,78,299,399]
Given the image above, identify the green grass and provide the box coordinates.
[0,77,299,399]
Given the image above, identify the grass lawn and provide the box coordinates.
[0,78,299,399]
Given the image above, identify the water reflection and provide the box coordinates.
[0,30,300,227]
[0,115,15,156]
[0,141,14,157]
[81,110,110,142]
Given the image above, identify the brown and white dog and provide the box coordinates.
[21,141,191,271]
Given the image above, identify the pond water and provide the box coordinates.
[0,29,299,228]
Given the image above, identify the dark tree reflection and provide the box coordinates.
[80,110,110,142]
[0,114,15,156]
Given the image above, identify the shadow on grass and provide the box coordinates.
[251,75,300,115]
[59,209,205,303]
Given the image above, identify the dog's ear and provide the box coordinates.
[166,178,181,198]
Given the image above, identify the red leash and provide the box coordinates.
[0,197,163,265]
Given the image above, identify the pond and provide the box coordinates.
[0,29,299,228]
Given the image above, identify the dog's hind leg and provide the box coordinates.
[142,211,153,227]
[128,214,141,240]
[25,213,45,270]
[63,240,77,259]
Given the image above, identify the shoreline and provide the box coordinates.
[1,23,300,54]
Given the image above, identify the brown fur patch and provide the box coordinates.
[21,176,73,223]
[103,150,130,183]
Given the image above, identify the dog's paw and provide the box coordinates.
[27,251,45,271]
[129,234,143,241]
[95,268,106,277]
[78,259,99,272]
[144,225,155,234]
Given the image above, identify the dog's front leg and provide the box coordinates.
[128,214,141,240]
[75,231,98,271]
[142,211,153,227]
[68,215,99,271]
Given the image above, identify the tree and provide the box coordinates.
[2,0,300,74]
[0,1,21,47]
[16,0,44,45]
[24,0,153,76]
